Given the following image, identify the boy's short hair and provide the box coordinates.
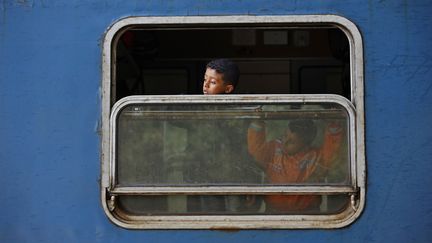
[206,59,239,87]
[288,119,317,146]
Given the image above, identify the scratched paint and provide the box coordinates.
[0,0,431,242]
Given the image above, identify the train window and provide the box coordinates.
[101,16,365,229]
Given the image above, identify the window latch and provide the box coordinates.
[350,189,360,211]
[108,195,116,212]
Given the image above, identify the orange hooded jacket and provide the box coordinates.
[247,121,343,212]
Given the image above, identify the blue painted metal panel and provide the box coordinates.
[0,0,431,242]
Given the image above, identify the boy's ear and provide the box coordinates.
[224,84,234,94]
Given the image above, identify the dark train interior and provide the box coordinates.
[113,25,350,102]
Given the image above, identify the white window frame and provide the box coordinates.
[101,15,365,229]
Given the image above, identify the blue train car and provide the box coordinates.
[1,0,431,242]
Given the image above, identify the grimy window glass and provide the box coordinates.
[112,99,352,216]
[116,103,350,187]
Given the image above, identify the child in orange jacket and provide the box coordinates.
[248,119,343,213]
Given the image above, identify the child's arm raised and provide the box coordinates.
[317,121,344,173]
[247,121,275,168]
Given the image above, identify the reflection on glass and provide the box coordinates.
[117,103,350,187]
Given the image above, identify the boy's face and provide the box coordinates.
[203,68,234,95]
[283,129,306,155]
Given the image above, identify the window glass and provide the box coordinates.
[117,194,350,215]
[116,103,350,187]
[113,101,352,216]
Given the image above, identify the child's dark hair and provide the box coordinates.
[206,59,239,87]
[288,119,317,145]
